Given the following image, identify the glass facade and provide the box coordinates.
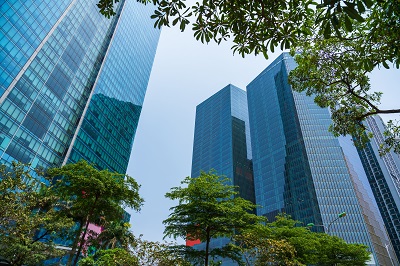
[355,116,400,261]
[191,84,255,265]
[340,136,398,265]
[0,0,160,174]
[66,1,160,173]
[191,84,254,204]
[246,53,381,264]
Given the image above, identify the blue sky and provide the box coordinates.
[126,24,400,243]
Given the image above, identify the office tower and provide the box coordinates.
[0,0,160,173]
[246,53,393,265]
[340,136,399,265]
[191,84,255,205]
[355,115,400,260]
[190,84,255,265]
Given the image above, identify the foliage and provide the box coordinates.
[236,214,370,266]
[98,0,399,152]
[0,162,74,266]
[78,248,139,266]
[131,235,191,266]
[289,0,400,150]
[163,171,264,265]
[236,223,301,266]
[47,160,144,266]
[89,221,136,251]
[82,233,190,266]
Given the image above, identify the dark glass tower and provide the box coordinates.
[191,84,255,265]
[355,116,400,260]
[191,84,254,205]
[246,53,390,265]
[0,0,160,172]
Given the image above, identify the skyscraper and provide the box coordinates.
[191,84,254,265]
[355,115,400,260]
[0,0,160,172]
[246,53,394,265]
[191,84,254,203]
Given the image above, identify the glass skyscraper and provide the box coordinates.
[355,115,400,260]
[191,84,254,202]
[191,84,255,265]
[246,53,394,265]
[0,0,160,173]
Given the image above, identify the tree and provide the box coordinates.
[130,235,191,266]
[89,221,136,251]
[163,171,264,266]
[47,160,144,266]
[241,214,370,266]
[98,0,399,152]
[0,162,74,266]
[288,1,400,152]
[78,248,139,266]
[236,224,300,266]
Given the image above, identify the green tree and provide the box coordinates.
[0,162,74,266]
[89,221,136,251]
[47,160,144,266]
[236,224,301,266]
[78,248,139,266]
[130,235,191,266]
[254,214,370,266]
[163,171,264,266]
[99,0,399,152]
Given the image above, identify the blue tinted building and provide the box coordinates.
[191,84,255,265]
[340,135,399,265]
[246,53,393,265]
[192,84,254,203]
[0,0,160,173]
[355,116,400,260]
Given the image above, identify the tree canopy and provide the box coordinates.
[47,160,144,266]
[163,171,264,265]
[0,162,74,266]
[98,0,400,152]
[236,214,371,266]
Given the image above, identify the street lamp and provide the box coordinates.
[307,212,346,233]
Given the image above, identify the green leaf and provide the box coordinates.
[344,15,353,32]
[343,6,365,22]
[382,61,390,69]
[357,0,365,13]
[362,0,373,8]
[323,23,331,38]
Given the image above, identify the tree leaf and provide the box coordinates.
[344,15,353,32]
[323,23,331,38]
[343,6,365,22]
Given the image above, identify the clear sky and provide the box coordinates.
[126,24,399,243]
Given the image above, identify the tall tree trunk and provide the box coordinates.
[67,218,84,266]
[205,227,210,266]
[72,195,99,266]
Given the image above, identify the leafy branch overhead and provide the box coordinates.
[98,0,400,152]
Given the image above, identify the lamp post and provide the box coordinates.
[307,212,346,234]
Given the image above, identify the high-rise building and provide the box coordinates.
[355,115,400,260]
[191,84,254,202]
[340,135,399,265]
[0,0,160,173]
[190,84,254,265]
[246,53,395,265]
